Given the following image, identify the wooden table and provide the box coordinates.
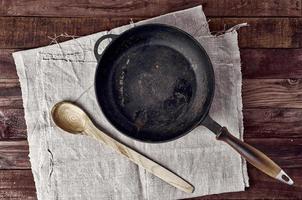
[0,0,302,199]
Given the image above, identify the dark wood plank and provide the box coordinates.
[193,166,302,199]
[193,140,302,199]
[0,141,30,169]
[0,170,36,199]
[3,108,302,140]
[244,108,302,138]
[0,49,18,79]
[0,107,301,169]
[3,48,302,80]
[0,107,301,170]
[1,17,302,49]
[2,79,302,109]
[0,79,22,108]
[0,137,299,169]
[0,139,301,199]
[2,79,302,138]
[0,0,301,17]
[208,18,302,48]
[1,167,301,200]
[245,138,302,168]
[0,1,301,200]
[0,138,300,168]
[241,49,302,79]
[242,79,302,108]
[0,49,16,79]
[0,108,26,140]
[1,79,302,137]
[0,162,300,199]
[0,17,120,49]
[0,128,299,170]
[2,167,300,200]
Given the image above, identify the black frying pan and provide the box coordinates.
[94,24,293,185]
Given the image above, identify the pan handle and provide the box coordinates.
[202,115,294,185]
[216,127,293,185]
[94,34,118,62]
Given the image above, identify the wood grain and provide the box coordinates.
[2,79,302,109]
[0,136,298,173]
[1,17,302,49]
[0,0,301,17]
[2,78,302,139]
[4,108,302,140]
[0,79,22,108]
[0,108,26,140]
[0,138,300,170]
[0,140,300,199]
[2,108,302,139]
[0,131,299,198]
[0,170,36,199]
[0,108,25,140]
[0,140,30,169]
[241,49,302,79]
[0,17,120,49]
[0,164,300,200]
[194,166,302,199]
[208,18,302,48]
[2,48,302,79]
[244,108,302,138]
[0,49,18,79]
[1,166,301,200]
[0,117,301,170]
[1,1,302,199]
[243,79,302,108]
[246,138,302,168]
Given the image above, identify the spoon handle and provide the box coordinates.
[84,120,194,193]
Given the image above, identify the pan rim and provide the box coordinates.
[94,23,215,143]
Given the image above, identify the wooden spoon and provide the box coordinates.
[51,101,194,193]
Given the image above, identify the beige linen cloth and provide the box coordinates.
[13,6,249,200]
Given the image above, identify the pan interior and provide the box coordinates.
[114,44,196,132]
[95,25,214,142]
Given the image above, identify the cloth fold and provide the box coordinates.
[13,5,248,200]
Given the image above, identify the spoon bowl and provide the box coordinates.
[51,101,88,133]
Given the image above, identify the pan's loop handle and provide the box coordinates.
[216,127,294,185]
[94,34,118,62]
